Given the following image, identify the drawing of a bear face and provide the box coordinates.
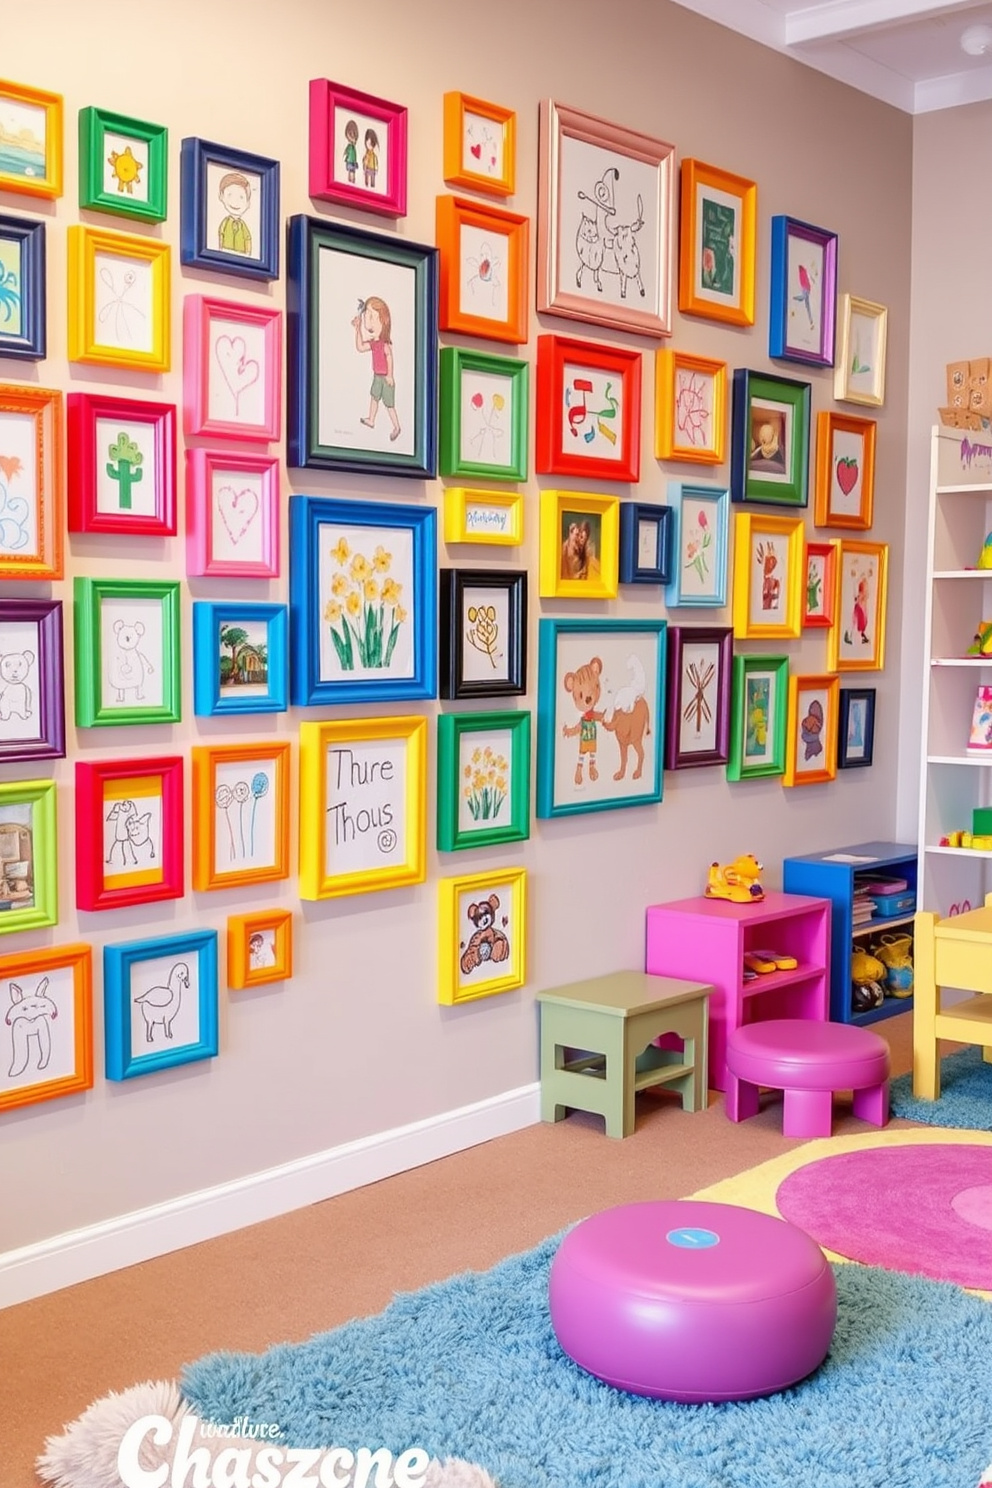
[467,895,500,932]
[563,656,602,712]
[113,620,145,650]
[0,651,33,685]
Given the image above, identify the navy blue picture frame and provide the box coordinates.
[0,214,45,361]
[180,138,280,281]
[619,501,673,584]
[287,214,438,478]
[838,686,876,769]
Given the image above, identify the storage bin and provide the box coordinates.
[872,890,916,918]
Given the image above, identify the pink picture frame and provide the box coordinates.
[67,392,176,536]
[183,295,282,443]
[308,78,407,218]
[185,448,280,579]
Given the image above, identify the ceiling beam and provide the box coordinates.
[785,0,982,46]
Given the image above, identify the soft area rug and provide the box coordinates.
[889,1045,991,1129]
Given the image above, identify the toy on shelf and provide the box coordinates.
[940,357,992,431]
[968,685,992,753]
[850,944,886,1013]
[871,933,913,998]
[967,619,992,652]
[705,854,764,904]
[938,829,992,850]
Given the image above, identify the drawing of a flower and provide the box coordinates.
[463,747,509,821]
[683,508,712,583]
[324,540,408,671]
[331,537,350,565]
[701,246,716,286]
[350,552,371,584]
[372,545,391,573]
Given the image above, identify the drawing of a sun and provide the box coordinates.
[107,145,142,195]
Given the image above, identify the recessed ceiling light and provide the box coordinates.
[961,23,992,56]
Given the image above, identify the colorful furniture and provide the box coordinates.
[724,1017,891,1137]
[536,971,711,1138]
[645,891,830,1091]
[913,897,992,1100]
[548,1200,837,1402]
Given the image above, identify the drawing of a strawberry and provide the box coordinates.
[835,457,859,495]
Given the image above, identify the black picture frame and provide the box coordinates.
[837,686,876,769]
[439,568,527,700]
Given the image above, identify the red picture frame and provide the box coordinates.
[803,539,838,629]
[75,756,184,912]
[308,78,407,218]
[67,393,176,536]
[535,333,641,483]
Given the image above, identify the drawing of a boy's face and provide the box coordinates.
[219,178,250,218]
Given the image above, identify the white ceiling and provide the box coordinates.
[669,0,992,112]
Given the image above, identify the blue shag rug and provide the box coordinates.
[181,1236,992,1488]
[890,1045,992,1130]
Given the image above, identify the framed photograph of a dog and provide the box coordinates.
[539,489,619,600]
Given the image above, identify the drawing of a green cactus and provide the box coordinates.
[106,432,143,510]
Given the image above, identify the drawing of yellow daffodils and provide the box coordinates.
[463,745,508,821]
[324,537,407,670]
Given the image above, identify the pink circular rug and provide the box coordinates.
[775,1143,992,1290]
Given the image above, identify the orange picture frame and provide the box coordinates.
[436,194,528,345]
[442,92,515,197]
[814,409,876,530]
[192,741,291,891]
[678,159,756,328]
[0,78,63,199]
[655,349,727,464]
[0,383,64,580]
[0,943,92,1113]
[227,909,293,990]
[784,673,840,787]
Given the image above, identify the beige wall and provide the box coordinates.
[0,0,912,1252]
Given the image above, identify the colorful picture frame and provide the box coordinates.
[0,943,92,1114]
[664,478,730,609]
[438,866,527,1005]
[726,654,790,782]
[0,214,45,360]
[192,741,291,892]
[539,489,620,600]
[0,80,62,199]
[79,108,168,222]
[104,930,218,1082]
[185,449,279,579]
[443,92,515,198]
[731,369,811,508]
[75,756,183,912]
[437,710,531,852]
[439,568,527,700]
[436,194,528,345]
[192,601,288,717]
[803,540,838,629]
[814,410,876,530]
[183,294,281,443]
[678,158,756,327]
[443,487,523,548]
[835,294,887,407]
[289,495,436,707]
[828,539,888,672]
[299,715,427,900]
[655,350,726,465]
[537,99,675,338]
[309,78,407,218]
[0,599,64,762]
[838,687,876,769]
[0,779,57,936]
[536,617,667,819]
[180,138,280,280]
[287,214,438,478]
[784,674,840,787]
[67,225,170,372]
[227,909,293,990]
[73,577,181,727]
[619,501,673,585]
[67,393,176,536]
[535,334,641,483]
[0,383,63,580]
[768,215,838,368]
[665,625,733,770]
[732,512,804,641]
[439,346,528,481]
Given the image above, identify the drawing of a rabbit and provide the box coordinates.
[5,976,57,1079]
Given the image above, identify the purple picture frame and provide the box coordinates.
[0,599,65,761]
[769,215,838,369]
[665,624,732,770]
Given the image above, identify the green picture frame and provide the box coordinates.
[726,653,789,781]
[78,108,168,222]
[439,346,528,482]
[73,577,181,728]
[0,779,58,936]
[436,710,531,851]
[731,368,811,509]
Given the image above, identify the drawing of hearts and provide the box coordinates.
[216,486,259,545]
[470,143,482,159]
[835,456,859,495]
[214,335,260,415]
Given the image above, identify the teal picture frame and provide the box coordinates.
[104,929,218,1081]
[439,346,528,481]
[73,577,181,727]
[664,478,730,609]
[726,653,790,781]
[437,710,531,851]
[78,107,168,222]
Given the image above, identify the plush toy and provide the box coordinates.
[851,945,886,1012]
[872,934,914,998]
[705,854,764,904]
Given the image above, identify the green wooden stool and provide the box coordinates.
[537,971,711,1138]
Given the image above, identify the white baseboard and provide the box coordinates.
[0,1082,541,1309]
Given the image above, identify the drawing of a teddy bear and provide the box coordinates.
[460,896,510,976]
[0,650,34,722]
[107,620,154,703]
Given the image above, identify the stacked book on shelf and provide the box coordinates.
[852,880,877,926]
[853,873,915,923]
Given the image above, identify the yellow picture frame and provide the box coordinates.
[0,78,63,199]
[299,716,427,900]
[784,673,840,787]
[191,741,291,891]
[67,224,171,372]
[828,539,889,672]
[655,349,727,464]
[539,489,619,600]
[227,909,293,990]
[438,866,526,1005]
[443,486,523,547]
[732,512,803,641]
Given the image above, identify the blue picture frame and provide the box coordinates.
[180,138,280,281]
[287,214,438,478]
[104,930,218,1081]
[0,214,45,360]
[192,601,288,717]
[619,501,673,585]
[536,617,667,819]
[289,494,437,706]
[664,478,730,608]
[769,214,838,368]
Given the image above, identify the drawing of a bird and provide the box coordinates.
[793,263,814,328]
[134,962,189,1043]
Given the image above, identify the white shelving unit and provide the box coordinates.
[918,425,992,913]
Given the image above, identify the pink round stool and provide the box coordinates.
[548,1200,837,1402]
[725,1018,890,1137]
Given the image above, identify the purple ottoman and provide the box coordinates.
[725,1018,891,1138]
[548,1200,836,1402]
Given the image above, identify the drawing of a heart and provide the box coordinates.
[215,335,260,409]
[470,143,482,159]
[835,456,859,495]
[216,486,259,545]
